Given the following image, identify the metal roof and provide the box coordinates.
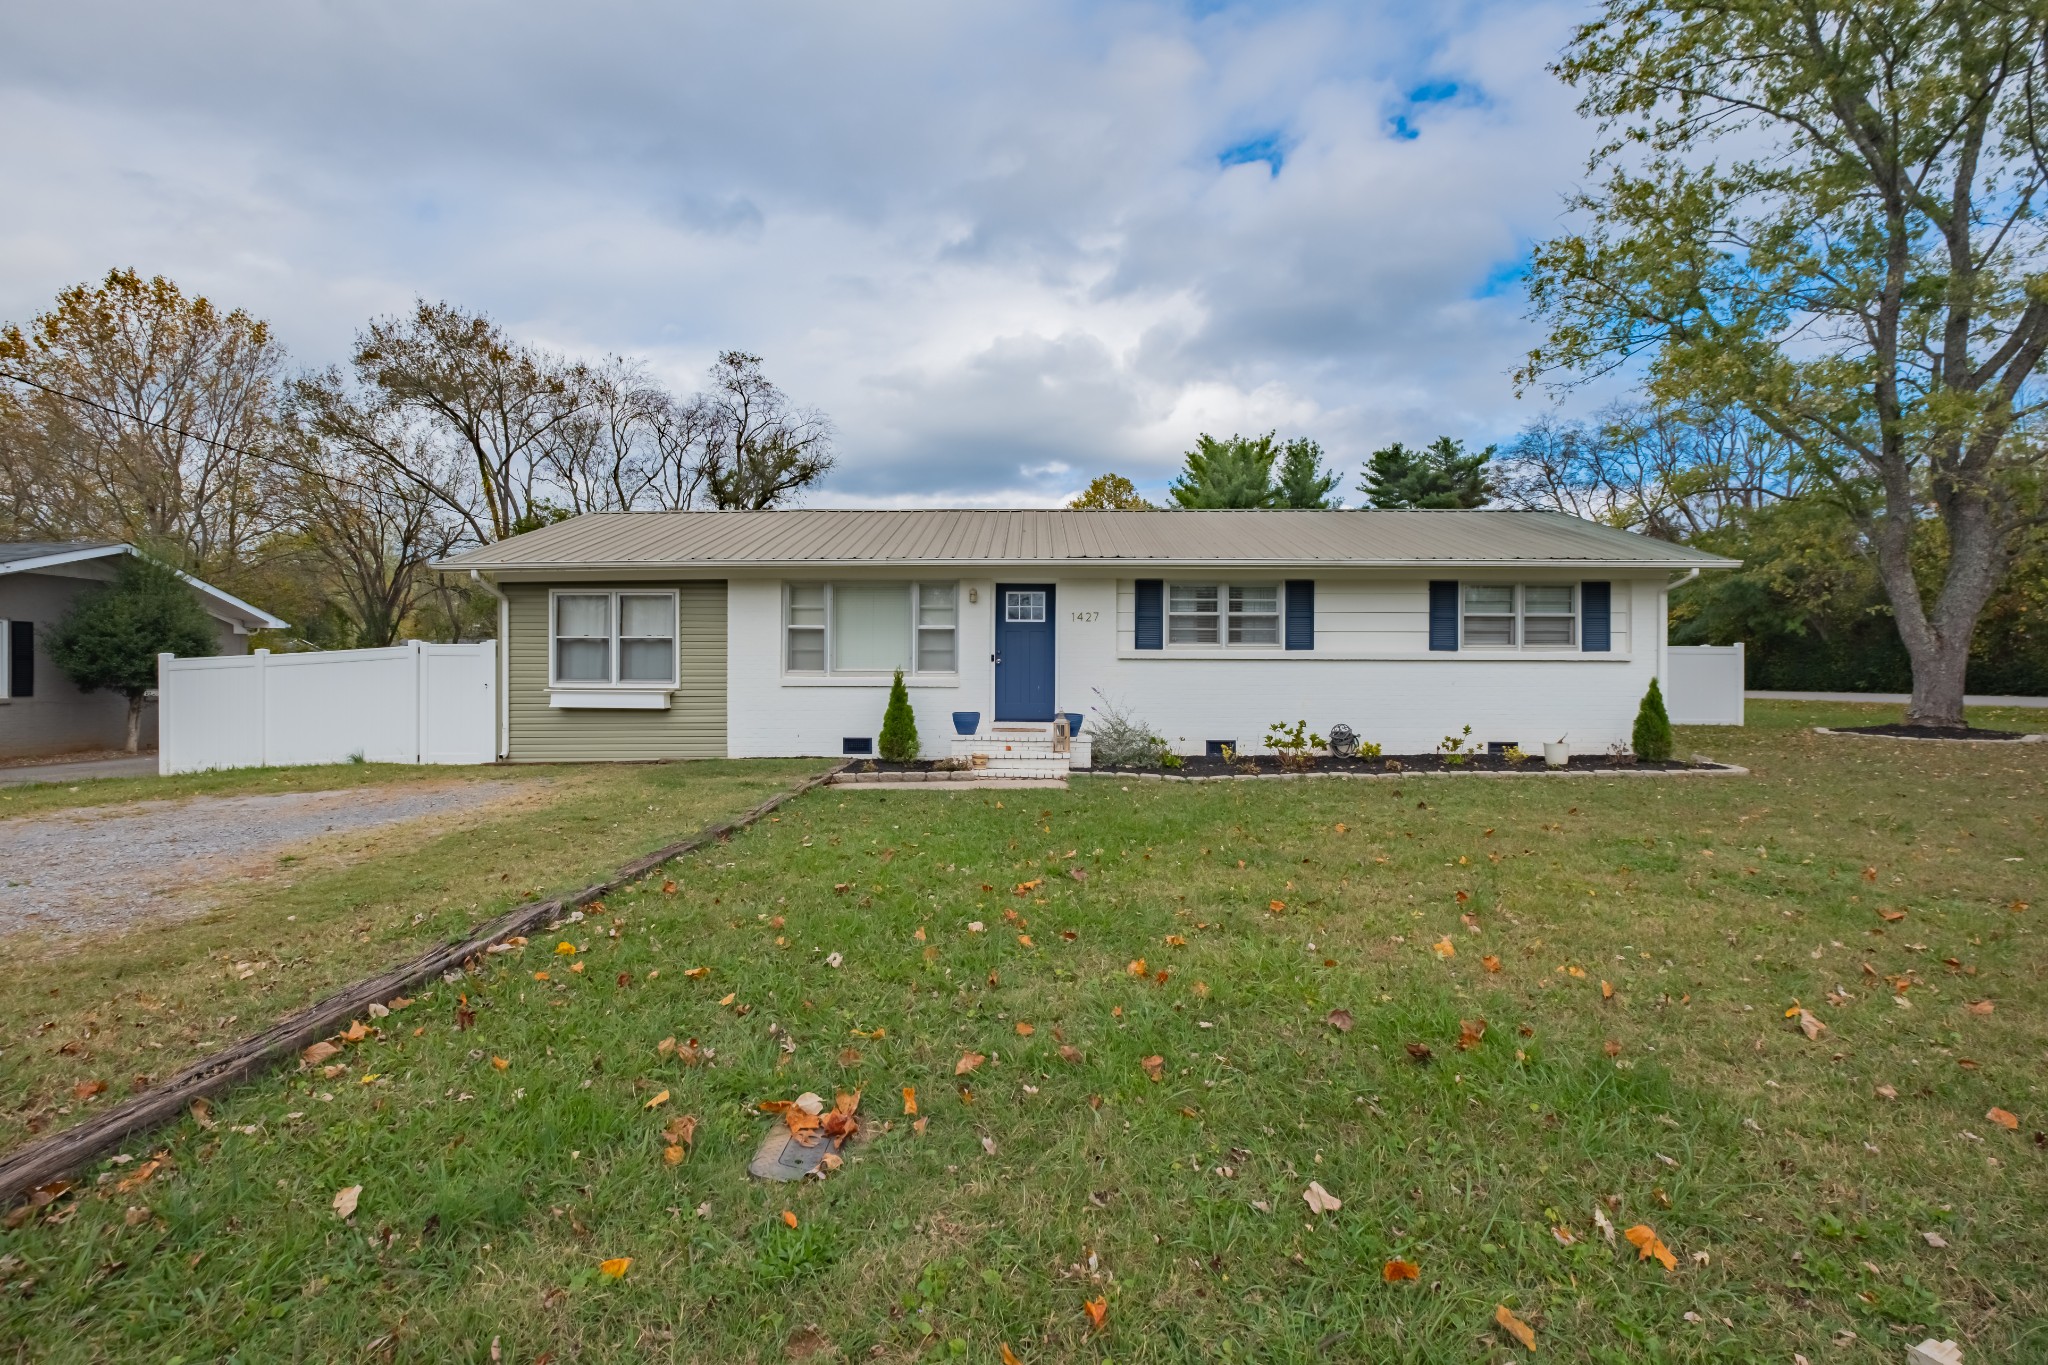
[437,509,1737,574]
[0,540,289,629]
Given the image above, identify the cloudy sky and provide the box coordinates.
[0,0,1612,505]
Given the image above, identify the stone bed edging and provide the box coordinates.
[1088,761,1748,782]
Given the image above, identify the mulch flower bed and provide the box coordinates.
[1097,752,1726,777]
[1822,723,2040,742]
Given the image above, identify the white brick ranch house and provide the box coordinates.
[435,508,1736,765]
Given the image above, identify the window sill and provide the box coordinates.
[550,688,673,710]
[779,674,962,688]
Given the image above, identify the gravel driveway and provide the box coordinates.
[0,783,524,937]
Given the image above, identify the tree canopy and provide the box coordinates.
[1068,473,1153,510]
[1170,432,1339,508]
[1358,437,1494,509]
[43,554,219,751]
[1523,0,2048,727]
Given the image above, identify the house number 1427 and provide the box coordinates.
[1070,611,1100,622]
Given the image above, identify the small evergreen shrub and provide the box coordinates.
[1088,689,1173,768]
[878,670,920,762]
[1632,677,1675,762]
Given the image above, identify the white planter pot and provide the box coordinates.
[1543,741,1570,767]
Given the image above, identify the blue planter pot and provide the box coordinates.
[1062,711,1085,736]
[952,711,981,736]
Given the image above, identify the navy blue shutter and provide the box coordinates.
[1134,580,1163,650]
[1428,581,1459,651]
[1581,581,1611,652]
[7,621,31,697]
[1284,580,1314,651]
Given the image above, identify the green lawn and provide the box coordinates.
[2,704,2043,1363]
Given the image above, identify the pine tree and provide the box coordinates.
[1169,433,1281,508]
[1631,676,1674,761]
[878,669,920,762]
[1357,436,1495,509]
[1274,438,1340,508]
[43,554,219,752]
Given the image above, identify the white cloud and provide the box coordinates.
[0,0,1602,505]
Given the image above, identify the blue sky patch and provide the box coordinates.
[1473,255,1530,299]
[1387,114,1419,141]
[1408,80,1460,103]
[1218,133,1287,176]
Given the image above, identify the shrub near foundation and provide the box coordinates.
[878,670,920,763]
[1632,677,1675,761]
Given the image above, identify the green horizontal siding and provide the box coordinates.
[506,581,727,761]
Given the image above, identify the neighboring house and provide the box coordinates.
[437,508,1736,764]
[0,542,287,760]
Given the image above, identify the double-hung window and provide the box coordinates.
[1461,585,1576,649]
[551,590,678,686]
[784,583,958,676]
[1167,583,1281,647]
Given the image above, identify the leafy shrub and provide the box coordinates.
[1089,689,1174,768]
[1436,724,1474,767]
[878,670,920,762]
[1631,677,1674,761]
[1265,719,1325,772]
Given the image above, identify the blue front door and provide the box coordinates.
[994,584,1055,721]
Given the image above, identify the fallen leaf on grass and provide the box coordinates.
[189,1098,214,1130]
[1000,1345,1023,1365]
[1013,1022,1034,1037]
[1592,1205,1616,1244]
[1082,1296,1108,1332]
[1126,959,1148,977]
[1965,999,1995,1016]
[1382,1258,1419,1281]
[1404,1042,1433,1064]
[1623,1223,1676,1270]
[1987,1107,2019,1130]
[1600,980,1614,1001]
[837,1047,862,1066]
[1792,1009,1827,1041]
[981,1135,998,1155]
[1058,1045,1083,1065]
[1268,900,1286,914]
[1877,908,1906,922]
[1431,937,1456,959]
[598,1257,631,1278]
[332,1185,361,1220]
[1551,1224,1576,1245]
[1325,1008,1354,1033]
[1302,1181,1341,1214]
[782,1210,799,1228]
[644,1090,670,1110]
[1481,955,1502,973]
[902,1087,917,1115]
[73,1080,106,1102]
[661,880,677,894]
[1603,1039,1623,1058]
[1922,1230,1949,1248]
[955,1053,986,1076]
[1458,1019,1487,1051]
[1494,1304,1536,1351]
[492,1057,509,1070]
[302,1041,341,1068]
[683,966,710,980]
[1140,1056,1165,1082]
[555,942,577,956]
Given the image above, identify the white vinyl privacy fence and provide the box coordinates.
[158,641,497,774]
[1666,643,1745,725]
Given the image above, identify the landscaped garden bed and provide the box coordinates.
[1097,751,1734,777]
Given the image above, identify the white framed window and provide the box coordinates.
[1522,585,1577,646]
[1168,583,1281,648]
[1462,584,1577,649]
[1003,589,1045,623]
[784,582,959,676]
[549,589,678,687]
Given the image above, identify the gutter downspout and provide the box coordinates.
[471,570,510,760]
[1660,569,1700,694]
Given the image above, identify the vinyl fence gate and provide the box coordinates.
[158,641,497,774]
[1665,643,1745,726]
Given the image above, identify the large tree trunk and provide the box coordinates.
[125,693,144,754]
[1870,492,2008,730]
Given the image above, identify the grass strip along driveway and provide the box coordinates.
[3,704,2044,1362]
[1,760,825,1159]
